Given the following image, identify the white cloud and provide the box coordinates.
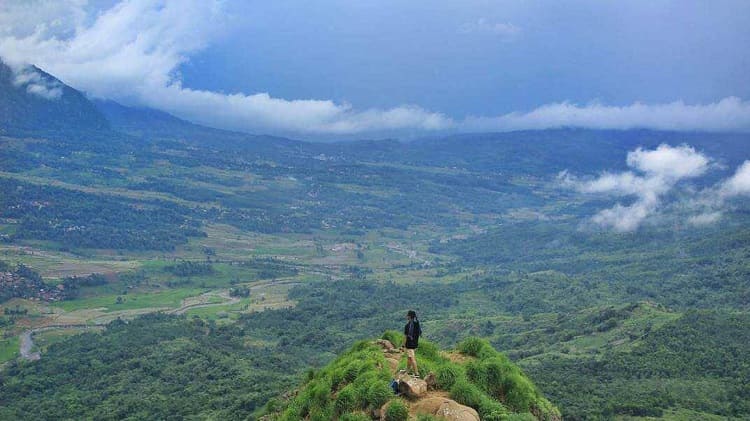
[11,65,63,100]
[720,160,750,198]
[1,1,748,136]
[591,201,654,233]
[562,144,711,232]
[565,147,750,231]
[626,144,710,179]
[688,211,722,226]
[0,0,451,135]
[463,98,750,133]
[0,0,86,40]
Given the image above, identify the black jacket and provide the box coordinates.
[404,319,422,349]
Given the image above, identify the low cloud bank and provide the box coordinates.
[464,98,750,133]
[0,0,451,135]
[11,65,62,100]
[561,145,750,231]
[0,0,749,136]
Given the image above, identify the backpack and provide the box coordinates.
[389,379,399,395]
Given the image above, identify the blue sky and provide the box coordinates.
[1,0,749,138]
[183,0,750,116]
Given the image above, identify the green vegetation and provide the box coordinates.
[275,341,392,420]
[164,260,215,277]
[0,335,19,363]
[0,178,204,250]
[51,287,205,312]
[525,311,750,419]
[2,85,750,420]
[270,335,559,421]
[0,314,296,420]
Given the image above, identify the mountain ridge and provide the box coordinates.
[263,332,560,421]
[0,59,109,136]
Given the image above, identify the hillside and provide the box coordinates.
[0,59,109,136]
[265,332,559,421]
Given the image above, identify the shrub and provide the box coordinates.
[416,339,441,360]
[309,378,332,408]
[278,400,303,421]
[384,399,409,421]
[482,357,512,395]
[477,397,507,421]
[340,413,370,421]
[334,385,357,415]
[503,373,536,412]
[435,364,461,389]
[450,379,483,409]
[465,361,488,389]
[382,330,404,348]
[504,413,537,421]
[304,369,316,383]
[457,337,494,358]
[309,404,333,421]
[366,381,394,409]
[344,360,364,382]
[350,340,373,352]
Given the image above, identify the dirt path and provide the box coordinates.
[19,330,40,361]
[169,290,240,315]
[376,340,480,421]
[19,325,97,361]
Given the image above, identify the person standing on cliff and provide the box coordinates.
[403,310,422,377]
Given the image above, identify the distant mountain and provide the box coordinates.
[92,99,195,137]
[405,129,750,177]
[0,59,109,136]
[92,98,304,149]
[2,58,747,180]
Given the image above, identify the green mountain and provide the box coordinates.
[266,333,560,421]
[0,59,109,136]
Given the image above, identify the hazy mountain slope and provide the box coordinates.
[92,98,310,162]
[403,130,750,178]
[0,59,109,136]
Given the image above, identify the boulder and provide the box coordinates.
[424,372,437,390]
[397,373,427,399]
[411,397,479,421]
[385,356,400,373]
[435,400,480,421]
[376,339,395,350]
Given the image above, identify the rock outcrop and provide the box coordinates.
[412,397,480,421]
[397,372,427,399]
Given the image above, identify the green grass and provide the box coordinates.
[52,287,206,312]
[183,297,252,320]
[0,335,19,363]
[271,335,560,421]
